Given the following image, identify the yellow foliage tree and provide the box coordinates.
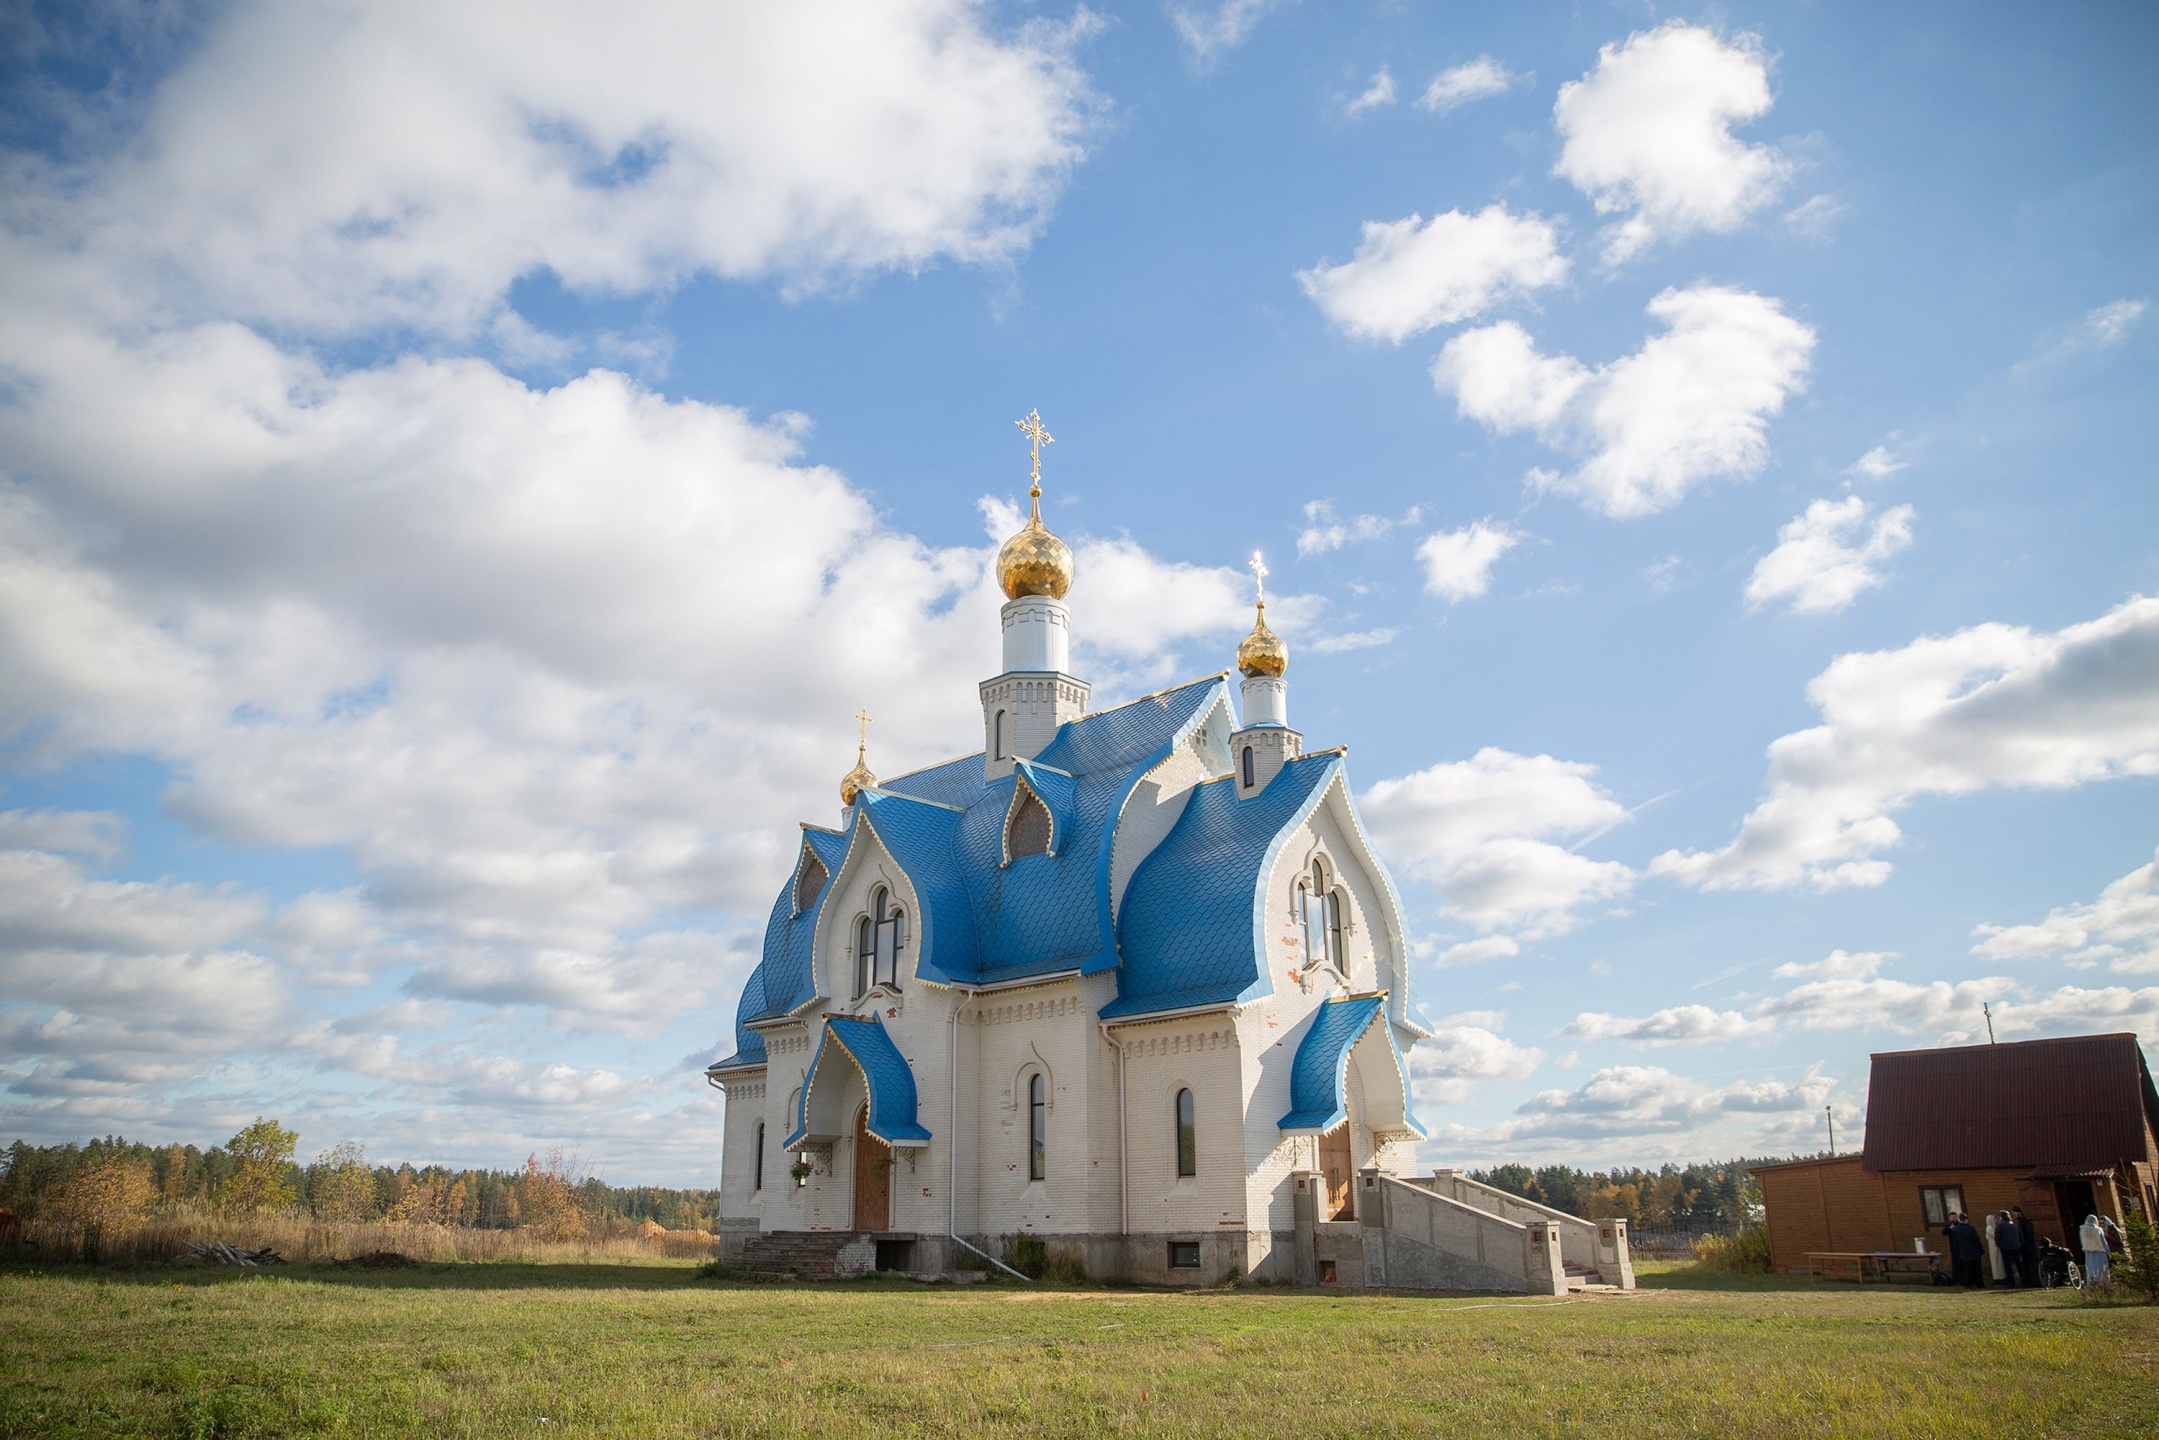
[215,1118,298,1216]
[517,1149,589,1241]
[311,1141,379,1222]
[50,1155,154,1232]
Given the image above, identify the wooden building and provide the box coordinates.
[1757,1033,2159,1274]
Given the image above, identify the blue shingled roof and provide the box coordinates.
[1008,757,1076,856]
[783,1015,931,1149]
[1104,751,1342,1019]
[881,751,990,810]
[712,825,851,1069]
[1279,995,1379,1131]
[856,788,982,987]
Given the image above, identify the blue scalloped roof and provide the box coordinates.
[1104,751,1342,1019]
[857,789,981,986]
[882,752,990,810]
[1278,995,1380,1131]
[711,826,850,1069]
[1009,757,1076,855]
[783,1015,931,1148]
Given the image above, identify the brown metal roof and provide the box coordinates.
[1859,1032,2159,1172]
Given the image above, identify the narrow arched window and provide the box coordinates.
[1028,1073,1047,1181]
[854,915,873,998]
[993,710,1006,760]
[753,1122,765,1191]
[1325,889,1346,972]
[1241,745,1255,787]
[1008,786,1051,860]
[869,886,905,990]
[794,851,827,913]
[1176,1088,1196,1178]
[1296,880,1312,964]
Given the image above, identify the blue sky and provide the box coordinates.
[0,0,2153,1183]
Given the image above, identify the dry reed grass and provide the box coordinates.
[15,1205,717,1266]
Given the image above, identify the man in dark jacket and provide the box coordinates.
[2013,1206,2040,1287]
[1947,1214,1986,1287]
[1993,1211,2024,1287]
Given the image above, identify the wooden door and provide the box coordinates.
[1319,1123,1354,1221]
[853,1105,890,1233]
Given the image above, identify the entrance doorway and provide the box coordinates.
[853,1105,890,1232]
[2055,1180,2098,1237]
[1318,1123,1355,1221]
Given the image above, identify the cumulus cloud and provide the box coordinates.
[1432,284,1814,517]
[1973,847,2159,974]
[1751,949,2159,1047]
[9,0,1098,339]
[1408,1010,1544,1106]
[1442,1062,1833,1145]
[1744,497,1915,616]
[1847,443,1906,479]
[1560,1005,1771,1046]
[1416,522,1520,602]
[1653,595,2159,891]
[1299,205,1567,344]
[1552,22,1791,264]
[1418,58,1515,113]
[1363,748,1634,941]
[1344,68,1396,116]
[1296,500,1417,555]
[2086,299,2149,345]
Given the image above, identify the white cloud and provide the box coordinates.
[0,809,126,861]
[1416,521,1520,602]
[1653,595,2159,891]
[1784,193,1849,242]
[1418,57,1515,113]
[1410,1010,1544,1106]
[1168,0,1290,65]
[1553,22,1791,264]
[1847,443,1906,479]
[12,1,1099,340]
[1443,1062,1833,1144]
[1344,67,1396,116]
[1304,627,1400,655]
[1973,846,2159,974]
[1560,1005,1771,1046]
[1363,748,1634,940]
[1744,496,1915,616]
[1297,500,1398,555]
[1299,205,1568,344]
[1750,949,2159,1047]
[1432,284,1814,517]
[2087,299,2149,345]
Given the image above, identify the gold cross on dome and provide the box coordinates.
[854,707,872,756]
[1015,409,1055,496]
[1250,552,1269,603]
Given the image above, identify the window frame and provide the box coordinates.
[1028,1072,1047,1182]
[794,851,827,914]
[854,915,873,999]
[1241,745,1254,787]
[1006,783,1052,861]
[1920,1185,1966,1226]
[753,1121,765,1191]
[993,710,1006,761]
[1175,1088,1196,1178]
[1167,1240,1200,1270]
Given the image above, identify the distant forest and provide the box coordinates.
[1467,1157,1801,1233]
[1,1131,720,1233]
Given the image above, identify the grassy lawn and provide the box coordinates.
[4,1259,2156,1438]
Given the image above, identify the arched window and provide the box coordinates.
[1300,858,1345,972]
[1175,1088,1196,1178]
[753,1121,765,1191]
[1007,785,1051,860]
[794,851,828,913]
[864,886,905,990]
[1241,745,1255,787]
[1028,1072,1047,1181]
[993,710,1007,760]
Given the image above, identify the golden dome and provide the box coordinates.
[1236,600,1288,678]
[996,484,1074,601]
[840,743,876,807]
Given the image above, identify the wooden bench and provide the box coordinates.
[1806,1251,1941,1284]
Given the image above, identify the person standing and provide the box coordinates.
[1992,1211,2024,1288]
[1948,1213,1986,1288]
[2081,1213,2110,1288]
[2012,1207,2040,1288]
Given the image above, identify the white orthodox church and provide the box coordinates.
[708,417,1631,1292]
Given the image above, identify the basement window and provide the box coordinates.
[1168,1241,1200,1270]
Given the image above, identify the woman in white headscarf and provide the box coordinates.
[2080,1213,2110,1287]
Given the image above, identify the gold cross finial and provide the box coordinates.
[1250,551,1269,606]
[853,707,872,758]
[1015,409,1054,499]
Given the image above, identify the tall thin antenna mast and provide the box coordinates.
[1825,1105,1836,1158]
[1983,1002,1996,1044]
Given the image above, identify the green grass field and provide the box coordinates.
[4,1259,2155,1438]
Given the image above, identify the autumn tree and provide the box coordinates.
[310,1141,379,1222]
[214,1118,298,1216]
[516,1149,589,1241]
[49,1154,154,1232]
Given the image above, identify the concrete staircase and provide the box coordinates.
[735,1231,862,1279]
[1563,1262,1617,1292]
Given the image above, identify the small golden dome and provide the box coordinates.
[1237,601,1288,678]
[840,744,876,807]
[996,485,1074,601]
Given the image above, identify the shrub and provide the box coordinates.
[1043,1246,1088,1285]
[1003,1233,1048,1280]
[1692,1225,1772,1273]
[2116,1211,2159,1305]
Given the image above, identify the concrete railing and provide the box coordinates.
[1422,1170,1634,1289]
[1356,1171,1568,1295]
